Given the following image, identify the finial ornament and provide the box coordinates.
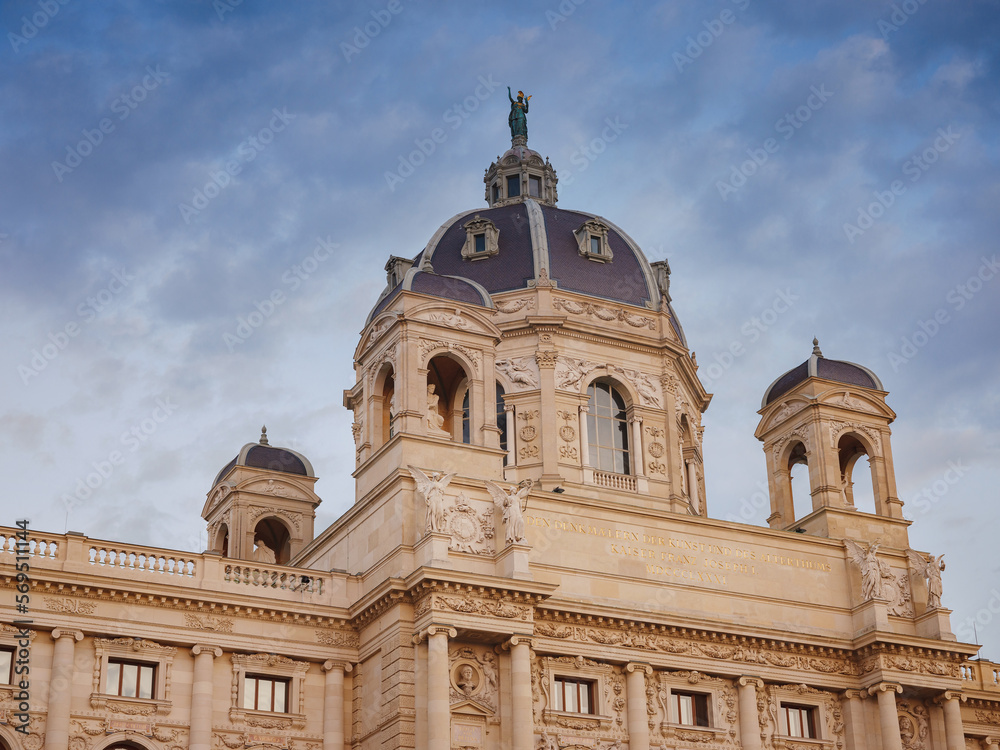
[812,337,823,357]
[260,425,269,445]
[507,86,531,143]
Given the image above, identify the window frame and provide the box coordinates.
[586,380,632,475]
[782,703,818,739]
[243,673,291,713]
[92,637,175,715]
[0,646,13,686]
[575,219,613,262]
[528,174,542,197]
[506,174,521,198]
[105,658,157,700]
[461,215,500,260]
[672,690,711,727]
[230,653,309,728]
[553,676,596,715]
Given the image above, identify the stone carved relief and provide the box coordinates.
[408,465,457,534]
[185,613,234,633]
[897,700,930,750]
[829,420,882,454]
[367,343,398,387]
[768,401,806,429]
[557,410,579,461]
[770,427,812,460]
[45,597,96,614]
[611,366,662,407]
[450,645,499,712]
[444,494,495,554]
[495,297,535,314]
[249,505,303,532]
[555,357,602,391]
[532,619,861,676]
[315,630,360,649]
[427,310,472,330]
[208,482,233,511]
[552,297,656,330]
[438,595,531,620]
[497,356,540,390]
[518,409,540,460]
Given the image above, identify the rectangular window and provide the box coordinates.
[106,659,155,699]
[0,647,13,685]
[529,175,541,197]
[474,233,486,253]
[507,175,521,198]
[590,236,602,255]
[244,674,289,712]
[492,183,501,203]
[783,705,817,738]
[554,677,594,714]
[673,692,710,727]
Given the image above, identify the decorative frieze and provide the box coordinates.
[497,356,540,390]
[552,297,656,330]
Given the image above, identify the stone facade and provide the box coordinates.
[1,137,998,750]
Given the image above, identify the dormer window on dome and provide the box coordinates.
[461,215,500,260]
[575,219,613,262]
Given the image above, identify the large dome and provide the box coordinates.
[367,141,685,341]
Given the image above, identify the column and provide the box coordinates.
[869,682,903,750]
[841,690,869,750]
[941,691,966,750]
[190,644,222,750]
[508,636,533,750]
[631,418,645,477]
[427,625,456,750]
[579,405,591,468]
[625,663,652,750]
[323,660,352,750]
[505,404,517,467]
[44,629,83,750]
[737,677,763,750]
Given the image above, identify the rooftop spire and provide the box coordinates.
[812,337,823,357]
[259,425,269,445]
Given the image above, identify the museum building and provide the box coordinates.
[2,124,999,750]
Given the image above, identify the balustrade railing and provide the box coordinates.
[593,470,637,492]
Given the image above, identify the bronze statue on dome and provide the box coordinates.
[508,87,531,140]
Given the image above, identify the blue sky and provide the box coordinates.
[2,0,998,655]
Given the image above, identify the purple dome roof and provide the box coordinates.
[762,341,883,406]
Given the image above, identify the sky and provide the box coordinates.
[2,0,998,657]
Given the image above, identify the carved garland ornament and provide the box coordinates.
[552,297,656,330]
[495,297,535,314]
[829,420,882,453]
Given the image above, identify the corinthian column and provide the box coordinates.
[939,691,966,750]
[737,676,764,750]
[426,625,457,750]
[190,644,222,750]
[625,663,652,750]
[44,629,83,750]
[323,660,352,750]
[869,682,903,750]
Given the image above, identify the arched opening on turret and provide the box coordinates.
[373,364,395,449]
[253,517,291,565]
[838,434,877,514]
[427,354,472,443]
[787,442,812,520]
[213,523,230,557]
[496,383,508,464]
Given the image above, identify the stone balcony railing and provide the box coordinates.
[960,659,1000,694]
[0,527,349,608]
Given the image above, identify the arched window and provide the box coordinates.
[461,389,471,444]
[253,518,290,565]
[787,442,812,520]
[427,354,472,443]
[838,434,876,513]
[496,383,507,464]
[586,382,630,474]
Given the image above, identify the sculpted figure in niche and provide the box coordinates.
[408,466,457,534]
[907,550,946,609]
[486,479,533,545]
[425,384,449,436]
[252,537,276,564]
[845,539,885,601]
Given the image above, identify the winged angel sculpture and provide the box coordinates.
[844,538,889,601]
[408,466,457,534]
[907,550,946,609]
[485,479,534,545]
